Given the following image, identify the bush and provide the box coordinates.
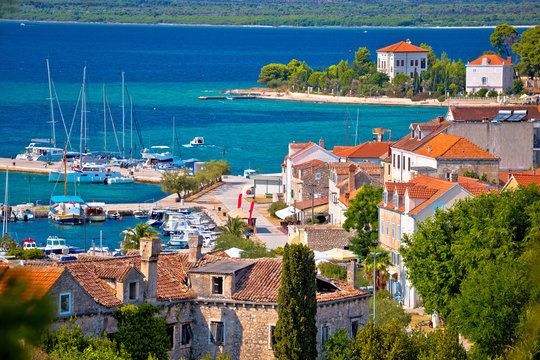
[318,262,347,281]
[487,90,498,97]
[476,88,488,97]
[437,95,446,102]
[214,233,275,258]
[268,201,287,218]
[7,247,44,259]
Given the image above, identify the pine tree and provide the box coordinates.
[273,244,318,360]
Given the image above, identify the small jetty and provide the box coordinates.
[198,95,259,100]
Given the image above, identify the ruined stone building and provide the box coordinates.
[0,236,370,360]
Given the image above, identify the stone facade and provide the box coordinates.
[416,158,500,183]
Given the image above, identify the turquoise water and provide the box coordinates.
[0,171,164,205]
[0,22,501,244]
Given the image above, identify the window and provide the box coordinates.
[397,225,401,242]
[321,326,330,344]
[386,221,389,236]
[269,325,276,346]
[393,154,396,168]
[402,155,405,169]
[212,276,223,295]
[129,282,137,300]
[392,223,395,239]
[210,321,225,345]
[397,155,400,169]
[315,172,321,180]
[352,320,359,337]
[410,72,413,77]
[181,323,193,346]
[415,59,418,66]
[408,158,411,171]
[421,58,426,69]
[482,77,487,85]
[388,163,391,175]
[59,292,71,314]
[410,59,414,66]
[166,324,175,350]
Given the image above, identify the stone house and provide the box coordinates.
[328,162,383,226]
[1,236,370,360]
[288,225,356,252]
[465,54,514,94]
[378,175,471,308]
[376,40,428,80]
[282,140,338,204]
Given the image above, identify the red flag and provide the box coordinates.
[248,201,255,228]
[237,193,243,208]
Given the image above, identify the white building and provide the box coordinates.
[466,54,514,94]
[376,40,428,80]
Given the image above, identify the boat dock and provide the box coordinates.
[198,95,259,100]
[0,158,162,184]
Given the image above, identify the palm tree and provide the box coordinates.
[364,247,391,291]
[219,217,249,238]
[121,223,160,250]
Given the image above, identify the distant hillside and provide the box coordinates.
[1,0,538,27]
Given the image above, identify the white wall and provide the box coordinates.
[466,64,514,93]
[377,51,428,80]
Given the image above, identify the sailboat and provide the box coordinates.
[48,145,85,225]
[16,59,65,162]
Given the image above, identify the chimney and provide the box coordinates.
[507,56,511,63]
[406,38,411,44]
[140,237,161,302]
[347,261,357,288]
[450,172,458,182]
[348,163,357,193]
[188,234,203,262]
[482,57,489,65]
[344,191,350,203]
[319,138,325,149]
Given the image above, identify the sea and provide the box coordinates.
[0,22,511,248]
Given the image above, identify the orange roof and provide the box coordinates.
[0,267,64,300]
[457,176,499,195]
[377,41,428,53]
[414,133,498,159]
[338,187,363,207]
[289,142,313,149]
[511,175,540,187]
[392,118,452,152]
[499,169,540,185]
[332,146,352,154]
[334,141,391,159]
[293,198,329,210]
[468,54,512,66]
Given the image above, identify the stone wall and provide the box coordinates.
[425,159,500,183]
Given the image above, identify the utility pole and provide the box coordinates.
[370,251,382,325]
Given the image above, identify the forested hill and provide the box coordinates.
[1,0,538,27]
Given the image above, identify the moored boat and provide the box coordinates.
[41,236,70,255]
[105,177,134,184]
[15,207,35,221]
[49,163,122,183]
[49,195,85,225]
[133,210,148,219]
[85,202,106,222]
[106,209,120,220]
[189,137,205,146]
[22,238,37,250]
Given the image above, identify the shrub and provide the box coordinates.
[487,90,498,97]
[269,201,287,218]
[476,88,488,97]
[437,95,446,102]
[7,247,44,259]
[318,262,347,281]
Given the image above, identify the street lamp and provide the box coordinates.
[370,251,382,325]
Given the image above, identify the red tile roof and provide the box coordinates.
[448,105,540,122]
[414,133,498,159]
[334,141,391,159]
[499,169,540,185]
[510,175,540,187]
[293,198,329,211]
[406,187,438,199]
[468,54,512,66]
[377,41,428,53]
[457,176,500,195]
[392,118,452,152]
[0,267,64,300]
[300,162,327,180]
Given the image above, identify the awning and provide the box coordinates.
[50,195,85,203]
[275,206,301,220]
[224,247,244,258]
[324,248,359,260]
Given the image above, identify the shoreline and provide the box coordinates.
[229,89,501,108]
[2,19,535,29]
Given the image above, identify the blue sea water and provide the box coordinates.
[0,22,509,247]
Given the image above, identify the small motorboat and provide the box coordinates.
[41,236,70,255]
[133,210,148,219]
[87,246,111,256]
[168,233,189,248]
[85,202,106,222]
[105,177,135,185]
[189,137,205,146]
[16,207,35,221]
[106,209,121,220]
[22,238,37,250]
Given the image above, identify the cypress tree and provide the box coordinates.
[273,243,318,360]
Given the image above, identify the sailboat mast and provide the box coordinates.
[130,95,133,160]
[46,59,56,147]
[172,116,175,158]
[103,84,107,153]
[64,143,67,197]
[80,66,86,161]
[355,108,359,146]
[345,108,349,146]
[2,166,8,237]
[121,72,125,159]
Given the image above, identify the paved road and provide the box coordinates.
[213,175,287,250]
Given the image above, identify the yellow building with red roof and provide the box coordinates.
[376,39,428,80]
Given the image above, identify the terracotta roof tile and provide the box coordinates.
[334,141,391,159]
[468,54,512,66]
[414,133,498,159]
[293,198,329,210]
[0,267,64,300]
[511,175,540,187]
[316,277,368,303]
[406,187,438,198]
[499,169,540,185]
[377,41,428,53]
[449,105,540,122]
[457,176,499,195]
[392,118,452,152]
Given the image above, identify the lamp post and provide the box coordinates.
[370,251,382,325]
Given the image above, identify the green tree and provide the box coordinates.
[268,201,287,218]
[322,329,352,360]
[0,233,18,251]
[352,47,374,76]
[487,89,498,97]
[113,303,169,360]
[391,73,412,97]
[161,171,199,201]
[368,72,390,88]
[258,63,289,87]
[418,329,467,360]
[213,233,275,258]
[370,290,411,328]
[490,24,519,57]
[476,88,488,97]
[273,243,317,360]
[219,216,250,237]
[121,223,160,250]
[318,262,346,281]
[513,79,524,94]
[364,247,391,291]
[513,25,540,78]
[343,185,383,258]
[0,275,54,360]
